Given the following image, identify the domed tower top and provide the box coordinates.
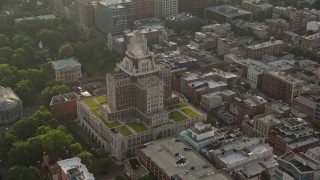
[119,31,157,76]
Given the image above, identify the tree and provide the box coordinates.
[0,34,10,47]
[40,129,73,154]
[12,33,33,48]
[58,43,74,58]
[0,132,17,160]
[0,47,13,63]
[36,29,64,52]
[78,151,93,167]
[7,165,39,180]
[69,143,82,156]
[14,79,36,106]
[41,80,70,106]
[11,48,28,68]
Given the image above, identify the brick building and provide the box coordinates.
[179,0,217,17]
[124,157,149,180]
[239,39,284,60]
[300,33,320,51]
[268,117,320,155]
[292,89,320,122]
[264,18,288,36]
[50,92,79,119]
[229,95,267,118]
[273,6,317,31]
[259,71,304,104]
[133,0,154,20]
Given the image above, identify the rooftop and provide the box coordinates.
[139,137,219,180]
[51,58,81,70]
[57,157,94,180]
[50,92,79,105]
[246,40,283,50]
[302,33,320,40]
[127,157,149,177]
[15,14,55,24]
[206,5,251,17]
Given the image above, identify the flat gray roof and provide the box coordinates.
[139,137,222,180]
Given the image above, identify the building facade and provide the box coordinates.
[154,0,179,18]
[259,71,304,104]
[96,0,134,35]
[77,32,206,160]
[239,39,284,60]
[179,0,217,17]
[242,0,273,12]
[51,58,82,83]
[133,0,154,20]
[56,157,94,180]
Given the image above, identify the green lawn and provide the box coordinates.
[96,96,107,103]
[90,107,120,128]
[175,101,188,109]
[128,122,149,133]
[84,99,99,108]
[170,111,188,122]
[116,126,133,136]
[182,108,199,118]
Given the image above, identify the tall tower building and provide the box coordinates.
[133,0,154,20]
[96,0,134,35]
[154,0,179,18]
[77,32,206,159]
[106,31,176,126]
[75,0,96,35]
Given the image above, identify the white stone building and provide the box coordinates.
[51,58,82,83]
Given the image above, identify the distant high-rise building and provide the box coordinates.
[96,0,134,35]
[154,0,179,18]
[180,0,217,17]
[133,0,154,20]
[74,0,96,35]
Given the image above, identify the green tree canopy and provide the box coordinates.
[40,80,70,106]
[12,33,33,48]
[0,34,10,47]
[7,165,39,180]
[58,43,74,58]
[78,151,93,167]
[14,79,36,106]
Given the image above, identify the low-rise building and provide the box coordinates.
[306,146,320,162]
[307,21,320,32]
[50,92,80,119]
[243,113,282,138]
[0,86,23,125]
[269,117,320,155]
[205,5,251,23]
[135,137,232,180]
[217,37,239,56]
[180,122,222,150]
[275,151,320,180]
[265,101,291,118]
[51,58,82,83]
[242,0,273,12]
[264,18,289,36]
[229,95,267,118]
[187,80,228,105]
[209,137,277,179]
[56,157,94,180]
[259,71,304,104]
[239,39,284,60]
[292,89,320,123]
[300,33,320,51]
[124,157,149,180]
[200,90,236,112]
